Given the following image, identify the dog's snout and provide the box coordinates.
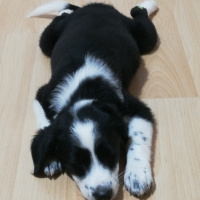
[93,185,113,200]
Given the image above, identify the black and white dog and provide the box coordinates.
[29,0,158,199]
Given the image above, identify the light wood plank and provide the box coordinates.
[0,0,200,200]
[174,0,200,96]
[130,0,197,98]
[0,33,35,200]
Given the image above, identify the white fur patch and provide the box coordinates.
[124,117,153,196]
[71,120,95,151]
[50,55,123,113]
[71,99,95,114]
[28,1,69,18]
[71,120,119,200]
[33,100,50,130]
[138,0,158,16]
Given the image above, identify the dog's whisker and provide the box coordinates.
[118,173,124,178]
[118,171,125,180]
[118,171,125,178]
[118,171,125,177]
[118,176,124,182]
[118,178,124,183]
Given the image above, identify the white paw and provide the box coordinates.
[138,0,158,16]
[44,161,62,176]
[33,100,50,130]
[124,166,153,196]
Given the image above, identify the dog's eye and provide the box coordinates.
[67,147,91,177]
[95,142,119,170]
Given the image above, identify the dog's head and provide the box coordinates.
[31,101,127,200]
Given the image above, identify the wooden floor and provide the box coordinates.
[0,0,200,199]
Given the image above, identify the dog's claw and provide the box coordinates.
[50,164,55,176]
[44,166,50,176]
[44,161,62,176]
[58,162,62,171]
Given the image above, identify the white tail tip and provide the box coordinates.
[27,1,69,18]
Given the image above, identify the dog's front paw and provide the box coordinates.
[124,166,153,197]
[44,161,62,177]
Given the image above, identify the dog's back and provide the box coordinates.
[39,3,140,88]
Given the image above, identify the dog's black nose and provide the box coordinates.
[93,186,113,200]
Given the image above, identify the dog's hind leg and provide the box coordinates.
[122,91,154,197]
[32,1,80,57]
[39,14,70,57]
[130,0,158,54]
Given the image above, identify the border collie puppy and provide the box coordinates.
[29,1,158,199]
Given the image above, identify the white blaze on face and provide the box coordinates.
[71,120,119,200]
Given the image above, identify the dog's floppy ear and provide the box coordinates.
[31,125,58,177]
[109,115,128,145]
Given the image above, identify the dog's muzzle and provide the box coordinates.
[93,185,113,200]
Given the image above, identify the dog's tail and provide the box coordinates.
[27,1,79,18]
